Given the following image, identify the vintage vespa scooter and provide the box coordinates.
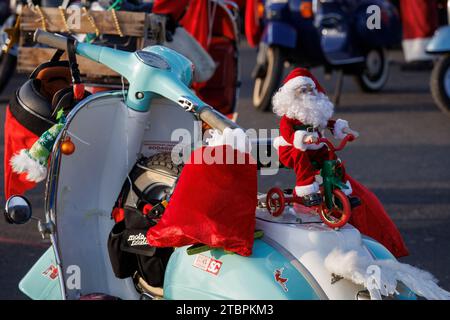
[4,29,419,300]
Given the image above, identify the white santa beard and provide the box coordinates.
[273,90,335,128]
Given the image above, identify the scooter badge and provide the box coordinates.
[193,254,223,276]
[274,268,288,292]
[42,264,59,280]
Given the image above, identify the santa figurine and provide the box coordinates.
[272,68,409,258]
[273,68,359,205]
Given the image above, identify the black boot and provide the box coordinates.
[301,193,323,207]
[348,196,361,209]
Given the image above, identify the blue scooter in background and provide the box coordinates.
[252,0,401,111]
[427,1,450,116]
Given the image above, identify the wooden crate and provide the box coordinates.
[17,6,149,84]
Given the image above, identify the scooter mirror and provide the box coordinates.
[4,195,32,225]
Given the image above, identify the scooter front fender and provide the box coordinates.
[263,22,297,49]
[427,26,450,54]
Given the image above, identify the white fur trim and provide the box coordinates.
[293,131,325,151]
[342,180,352,196]
[206,128,251,154]
[333,119,349,140]
[293,130,308,151]
[10,149,47,183]
[402,38,434,62]
[283,76,316,91]
[295,182,319,197]
[273,136,291,150]
[325,248,450,300]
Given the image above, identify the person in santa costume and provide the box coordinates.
[273,68,409,258]
[400,0,439,69]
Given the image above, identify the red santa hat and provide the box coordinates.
[282,68,326,94]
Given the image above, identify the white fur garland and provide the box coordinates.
[325,249,450,300]
[10,149,47,183]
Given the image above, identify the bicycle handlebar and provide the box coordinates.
[317,134,355,152]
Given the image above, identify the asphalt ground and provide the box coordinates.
[0,43,449,299]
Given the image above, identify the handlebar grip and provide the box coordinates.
[199,107,240,132]
[34,29,68,51]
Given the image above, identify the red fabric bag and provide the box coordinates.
[147,145,257,256]
[347,175,409,258]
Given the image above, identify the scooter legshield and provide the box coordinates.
[46,92,201,299]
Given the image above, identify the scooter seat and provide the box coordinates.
[17,79,54,119]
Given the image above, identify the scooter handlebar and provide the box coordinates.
[34,29,68,51]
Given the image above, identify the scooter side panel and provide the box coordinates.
[263,22,297,48]
[163,239,321,300]
[353,0,402,47]
[427,26,450,54]
[19,247,62,300]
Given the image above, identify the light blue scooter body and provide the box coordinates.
[75,43,198,112]
[19,236,416,300]
[164,239,321,300]
[427,26,450,54]
[19,247,62,300]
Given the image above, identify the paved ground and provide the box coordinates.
[0,43,449,299]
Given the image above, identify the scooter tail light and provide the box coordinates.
[300,2,314,19]
[73,83,85,100]
[257,2,265,19]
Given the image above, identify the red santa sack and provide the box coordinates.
[147,145,257,256]
[347,175,409,258]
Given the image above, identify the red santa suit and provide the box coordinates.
[273,69,350,196]
[400,0,439,62]
[273,68,409,258]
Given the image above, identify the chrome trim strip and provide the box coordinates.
[44,91,125,300]
[448,0,450,26]
[262,236,329,300]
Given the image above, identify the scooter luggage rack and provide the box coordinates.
[17,7,163,86]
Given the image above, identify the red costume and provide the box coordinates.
[400,0,439,62]
[273,68,409,258]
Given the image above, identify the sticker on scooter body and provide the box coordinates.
[274,268,288,292]
[193,254,222,276]
[42,264,59,280]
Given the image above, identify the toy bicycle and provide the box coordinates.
[266,134,358,229]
